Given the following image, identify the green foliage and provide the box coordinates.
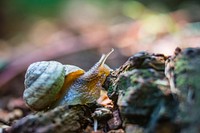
[5,0,67,17]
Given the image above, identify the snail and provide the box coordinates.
[23,49,114,111]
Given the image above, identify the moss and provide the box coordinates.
[174,48,200,130]
[115,68,177,127]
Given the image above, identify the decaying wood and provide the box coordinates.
[8,105,92,133]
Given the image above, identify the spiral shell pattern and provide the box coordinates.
[23,61,65,111]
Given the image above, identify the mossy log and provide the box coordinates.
[8,105,93,133]
[106,51,179,133]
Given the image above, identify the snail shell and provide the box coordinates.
[23,61,84,111]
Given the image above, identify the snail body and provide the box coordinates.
[23,49,113,111]
[59,51,112,105]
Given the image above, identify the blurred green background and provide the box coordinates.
[0,0,200,39]
[1,0,200,38]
